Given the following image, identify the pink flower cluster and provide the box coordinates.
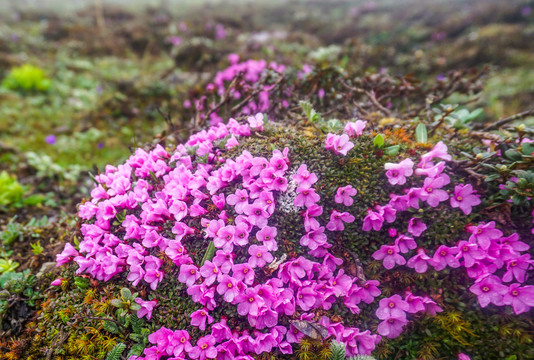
[367,142,533,318]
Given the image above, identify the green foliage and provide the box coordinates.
[0,270,40,320]
[0,171,24,208]
[105,342,126,360]
[329,340,346,360]
[201,241,216,266]
[30,240,44,255]
[415,123,428,143]
[1,64,51,92]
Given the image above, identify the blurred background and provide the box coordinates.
[0,0,532,205]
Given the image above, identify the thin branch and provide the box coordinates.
[481,108,534,130]
[340,80,391,115]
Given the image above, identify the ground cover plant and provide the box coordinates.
[0,1,533,360]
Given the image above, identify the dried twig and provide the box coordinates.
[480,108,534,130]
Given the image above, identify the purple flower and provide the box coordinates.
[294,186,321,207]
[190,335,217,360]
[450,184,481,215]
[455,241,485,268]
[256,226,278,251]
[469,274,508,308]
[172,330,192,356]
[377,317,407,338]
[232,263,255,285]
[376,294,409,319]
[502,284,534,315]
[302,204,323,231]
[243,201,270,228]
[384,158,414,185]
[467,221,503,250]
[293,164,318,188]
[51,278,63,286]
[247,245,273,268]
[432,245,460,271]
[300,227,327,250]
[135,297,158,320]
[236,288,264,316]
[373,245,406,269]
[503,255,533,283]
[407,217,427,237]
[420,174,450,207]
[335,185,357,206]
[418,141,452,167]
[394,235,417,253]
[296,284,318,311]
[326,210,355,231]
[45,134,56,145]
[362,209,384,231]
[190,308,214,331]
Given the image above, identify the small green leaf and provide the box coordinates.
[103,320,121,334]
[415,123,427,143]
[373,134,385,148]
[384,145,400,156]
[201,241,216,266]
[504,150,522,161]
[120,288,132,300]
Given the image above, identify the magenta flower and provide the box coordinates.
[300,227,328,250]
[373,245,406,269]
[190,308,214,331]
[51,278,63,286]
[362,209,384,231]
[243,201,270,228]
[302,204,323,231]
[432,245,460,271]
[407,217,427,237]
[419,174,450,207]
[502,284,534,315]
[200,260,221,286]
[458,354,471,360]
[179,264,200,287]
[503,255,533,283]
[190,335,218,360]
[450,184,481,215]
[377,317,408,338]
[376,294,409,319]
[248,245,273,268]
[326,210,355,231]
[469,274,508,307]
[256,226,278,251]
[294,187,321,207]
[404,292,426,313]
[344,120,367,137]
[335,185,357,206]
[232,263,255,285]
[418,141,452,167]
[395,235,417,253]
[214,225,235,253]
[467,221,503,250]
[172,330,193,356]
[296,284,318,311]
[56,243,79,266]
[455,241,485,268]
[135,298,158,320]
[236,288,264,316]
[293,164,318,188]
[384,158,414,185]
[216,275,240,303]
[227,189,249,214]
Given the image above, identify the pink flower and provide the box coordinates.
[236,288,264,316]
[455,241,485,268]
[293,164,318,189]
[335,185,357,206]
[135,297,158,320]
[377,317,407,338]
[248,245,273,268]
[458,354,471,360]
[376,294,409,319]
[244,201,270,228]
[373,245,406,269]
[51,278,63,286]
[296,284,318,311]
[407,217,427,237]
[384,158,414,185]
[247,113,264,131]
[300,227,327,250]
[326,210,355,231]
[344,120,367,137]
[503,255,533,283]
[469,274,508,307]
[56,243,79,266]
[190,335,217,360]
[395,235,417,253]
[450,184,481,215]
[232,263,255,285]
[200,260,221,286]
[325,133,354,156]
[179,264,200,287]
[419,141,452,167]
[256,226,278,251]
[432,245,460,271]
[190,308,214,331]
[420,174,450,207]
[302,204,323,231]
[467,221,503,250]
[502,284,534,315]
[216,275,240,303]
[362,209,384,231]
[294,187,321,207]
